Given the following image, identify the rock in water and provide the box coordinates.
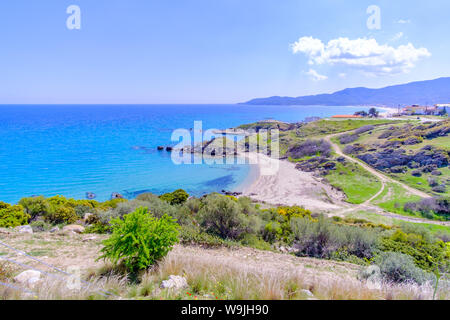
[14,270,41,286]
[111,192,124,199]
[16,225,33,234]
[160,275,188,290]
[62,225,85,234]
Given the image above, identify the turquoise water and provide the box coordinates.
[0,104,367,203]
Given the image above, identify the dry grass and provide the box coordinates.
[1,230,449,300]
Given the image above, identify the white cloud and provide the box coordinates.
[291,36,431,75]
[305,69,328,81]
[397,19,411,24]
[338,73,347,78]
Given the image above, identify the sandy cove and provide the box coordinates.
[239,153,347,212]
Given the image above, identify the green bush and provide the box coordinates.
[84,223,111,234]
[0,202,30,228]
[379,229,447,272]
[291,215,378,260]
[374,252,433,284]
[179,225,236,248]
[240,233,272,251]
[184,197,202,213]
[197,194,249,240]
[45,206,78,224]
[98,207,180,272]
[74,205,93,218]
[159,189,189,205]
[29,220,51,232]
[47,195,77,208]
[263,221,283,243]
[97,200,150,224]
[18,196,49,220]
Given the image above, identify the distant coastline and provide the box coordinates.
[241,77,450,107]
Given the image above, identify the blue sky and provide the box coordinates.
[0,0,449,104]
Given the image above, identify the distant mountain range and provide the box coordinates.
[242,77,450,107]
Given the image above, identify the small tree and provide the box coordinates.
[98,207,179,272]
[198,194,248,240]
[368,108,379,118]
[159,189,189,205]
[18,196,49,220]
[354,110,368,117]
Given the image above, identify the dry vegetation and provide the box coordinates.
[1,230,448,300]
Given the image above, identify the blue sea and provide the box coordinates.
[0,104,368,203]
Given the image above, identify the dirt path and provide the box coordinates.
[324,130,450,226]
[325,131,431,199]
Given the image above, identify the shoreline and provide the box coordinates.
[236,152,347,212]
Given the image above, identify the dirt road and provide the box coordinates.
[324,131,450,226]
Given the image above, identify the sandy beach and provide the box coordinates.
[240,153,347,212]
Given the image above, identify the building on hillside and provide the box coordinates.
[401,105,441,115]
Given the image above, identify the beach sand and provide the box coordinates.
[240,153,347,212]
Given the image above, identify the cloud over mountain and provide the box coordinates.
[291,37,431,75]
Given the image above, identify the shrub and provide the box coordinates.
[45,206,78,224]
[0,203,30,228]
[97,200,150,224]
[287,139,331,159]
[74,205,93,218]
[403,197,450,220]
[379,230,448,272]
[47,195,77,208]
[130,195,192,225]
[343,144,364,154]
[184,197,202,213]
[291,216,378,260]
[240,234,272,251]
[354,125,375,135]
[179,225,236,248]
[98,207,179,272]
[374,252,432,284]
[159,189,189,205]
[411,170,422,177]
[276,206,311,220]
[18,196,49,220]
[84,223,111,234]
[428,177,439,187]
[339,134,359,144]
[101,198,128,209]
[29,220,51,232]
[432,185,447,193]
[262,221,283,243]
[197,194,249,240]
